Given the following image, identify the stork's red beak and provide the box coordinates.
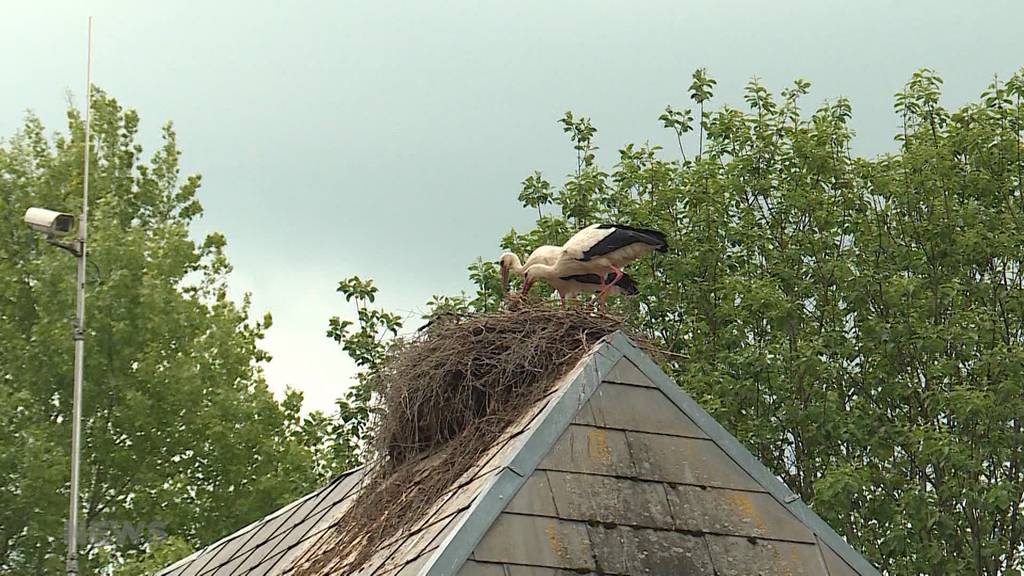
[521,278,535,294]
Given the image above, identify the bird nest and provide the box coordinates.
[291,301,624,574]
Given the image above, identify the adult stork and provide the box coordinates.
[522,223,667,302]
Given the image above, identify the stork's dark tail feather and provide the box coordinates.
[597,223,668,252]
[578,224,669,261]
[558,272,640,295]
[610,272,640,295]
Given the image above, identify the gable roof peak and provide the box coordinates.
[157,330,879,576]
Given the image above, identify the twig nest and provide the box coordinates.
[293,303,625,574]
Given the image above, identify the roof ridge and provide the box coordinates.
[155,330,881,576]
[418,336,625,576]
[605,332,880,576]
[416,331,880,576]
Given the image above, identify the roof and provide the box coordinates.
[154,467,367,576]
[157,331,880,576]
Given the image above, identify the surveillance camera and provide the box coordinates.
[24,207,76,237]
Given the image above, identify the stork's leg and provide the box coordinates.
[607,265,624,288]
[596,266,624,301]
[559,292,567,309]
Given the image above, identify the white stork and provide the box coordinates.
[501,245,640,306]
[499,245,562,293]
[522,223,667,302]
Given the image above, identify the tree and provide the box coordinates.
[112,536,193,576]
[0,91,334,574]
[318,276,404,471]
[534,68,1024,575]
[333,68,1024,575]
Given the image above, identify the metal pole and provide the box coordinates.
[67,16,91,576]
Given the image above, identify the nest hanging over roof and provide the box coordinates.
[292,301,624,574]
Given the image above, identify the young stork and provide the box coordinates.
[522,223,667,303]
[499,245,562,293]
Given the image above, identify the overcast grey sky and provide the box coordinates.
[3,1,1022,412]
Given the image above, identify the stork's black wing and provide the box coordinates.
[578,223,668,261]
[560,273,604,285]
